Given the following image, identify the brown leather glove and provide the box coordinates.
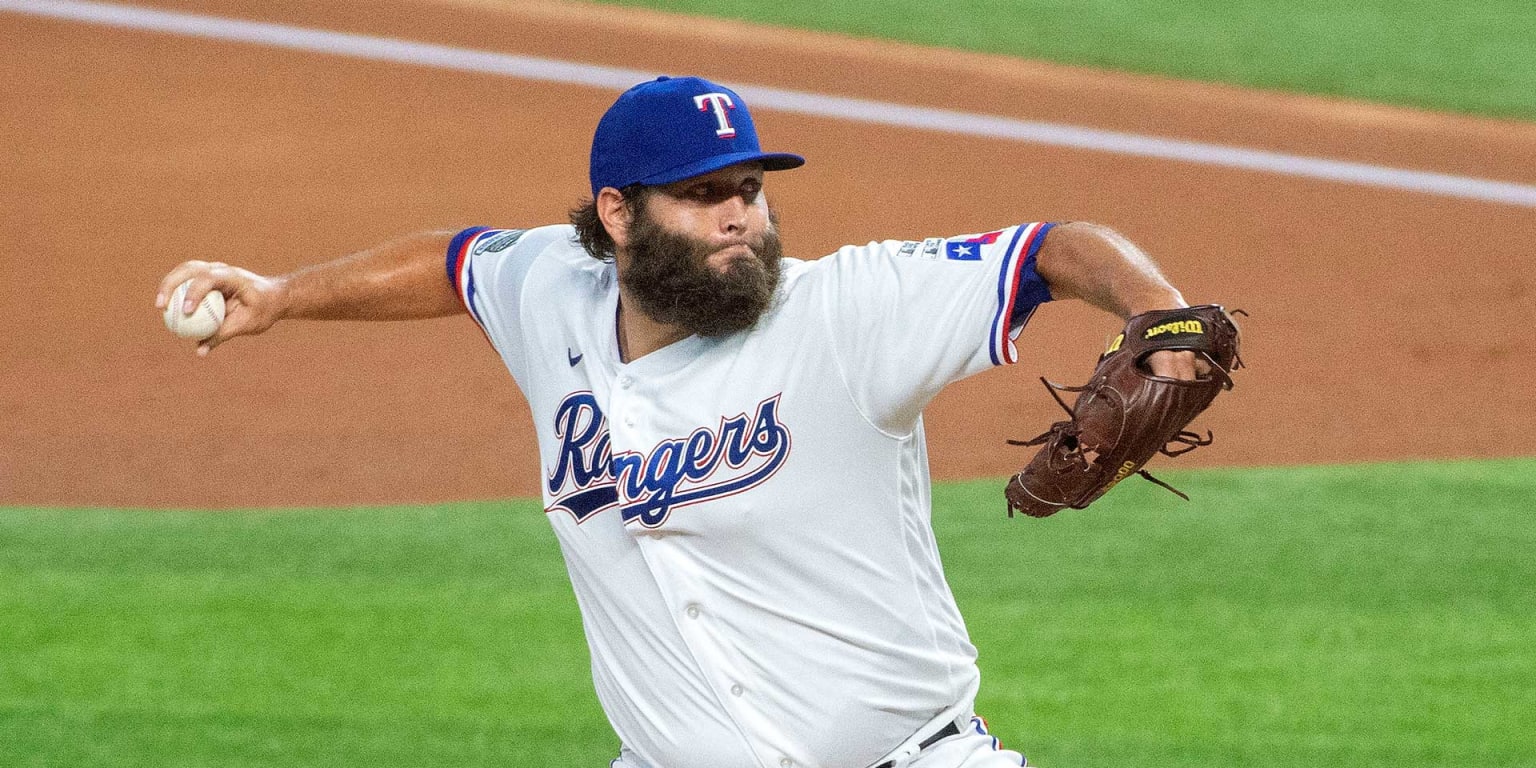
[1006,304,1244,518]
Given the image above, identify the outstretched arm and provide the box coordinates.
[154,230,462,355]
[1033,221,1205,380]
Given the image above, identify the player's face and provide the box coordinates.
[619,164,784,337]
[645,163,775,271]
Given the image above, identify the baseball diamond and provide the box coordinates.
[5,0,1533,511]
[4,1,1534,766]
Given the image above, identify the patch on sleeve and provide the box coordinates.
[472,228,527,255]
[892,238,949,260]
[944,230,1003,261]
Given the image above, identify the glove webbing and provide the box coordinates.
[1004,376,1209,508]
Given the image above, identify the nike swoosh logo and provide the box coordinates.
[567,349,583,367]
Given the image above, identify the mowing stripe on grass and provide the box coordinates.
[5,0,1535,208]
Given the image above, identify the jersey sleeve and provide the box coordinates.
[444,225,551,385]
[816,222,1055,435]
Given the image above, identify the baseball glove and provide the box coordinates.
[1005,304,1243,518]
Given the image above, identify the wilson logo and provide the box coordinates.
[1144,319,1204,338]
[546,392,792,528]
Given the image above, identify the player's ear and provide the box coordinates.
[597,187,632,250]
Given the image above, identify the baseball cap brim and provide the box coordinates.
[633,150,805,188]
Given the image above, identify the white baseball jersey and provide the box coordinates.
[447,221,1055,768]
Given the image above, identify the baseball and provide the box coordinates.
[163,280,225,340]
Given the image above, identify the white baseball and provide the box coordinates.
[163,280,226,340]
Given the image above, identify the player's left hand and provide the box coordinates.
[1144,349,1213,381]
[1005,304,1243,518]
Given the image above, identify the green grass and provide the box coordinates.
[594,0,1536,121]
[949,459,1536,766]
[0,502,611,767]
[3,459,1534,766]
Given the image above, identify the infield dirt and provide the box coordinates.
[3,0,1534,508]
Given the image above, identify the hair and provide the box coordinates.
[619,200,784,337]
[568,183,651,262]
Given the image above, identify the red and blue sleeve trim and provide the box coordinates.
[989,222,1056,366]
[446,226,492,321]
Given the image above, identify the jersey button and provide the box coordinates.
[729,683,744,697]
[779,759,793,768]
[618,375,633,389]
[685,604,700,619]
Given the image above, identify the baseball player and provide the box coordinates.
[157,76,1207,768]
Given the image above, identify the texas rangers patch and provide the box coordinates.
[945,231,1003,261]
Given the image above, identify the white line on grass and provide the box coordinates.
[5,0,1534,208]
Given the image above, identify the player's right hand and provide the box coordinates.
[155,261,287,356]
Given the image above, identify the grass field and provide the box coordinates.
[6,2,1531,766]
[4,460,1533,767]
[597,0,1536,121]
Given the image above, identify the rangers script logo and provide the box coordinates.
[547,392,792,528]
[546,393,618,522]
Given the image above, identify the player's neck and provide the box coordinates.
[615,295,690,363]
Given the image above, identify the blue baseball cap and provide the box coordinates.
[589,76,805,197]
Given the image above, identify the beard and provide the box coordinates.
[620,206,784,337]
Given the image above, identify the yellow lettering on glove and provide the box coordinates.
[1143,319,1204,339]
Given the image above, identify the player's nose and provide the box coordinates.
[715,195,748,234]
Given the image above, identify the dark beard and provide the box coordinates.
[620,208,784,337]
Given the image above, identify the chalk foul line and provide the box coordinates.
[5,0,1534,208]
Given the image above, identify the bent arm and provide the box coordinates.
[155,230,462,355]
[1033,221,1208,379]
[1033,221,1187,318]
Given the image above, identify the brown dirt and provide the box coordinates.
[3,0,1533,508]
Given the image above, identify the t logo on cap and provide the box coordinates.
[589,76,805,198]
[693,93,738,138]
